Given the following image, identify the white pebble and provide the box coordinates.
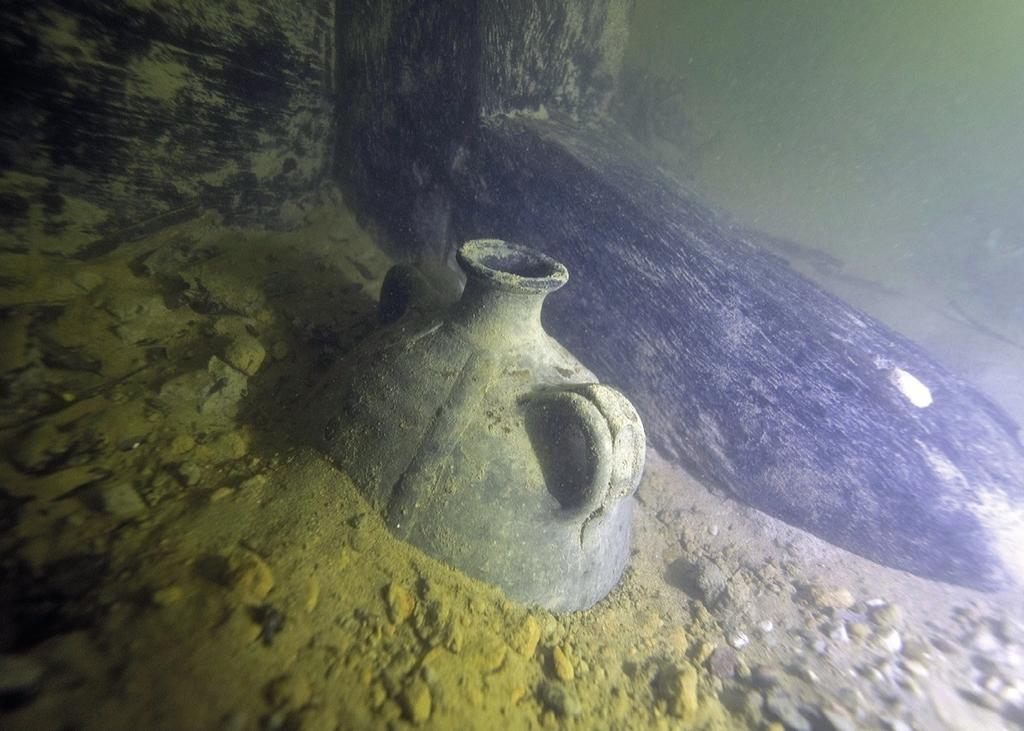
[878,629,903,653]
[798,666,819,683]
[972,630,1001,654]
[902,660,929,678]
[999,681,1024,704]
[758,620,774,634]
[876,660,898,682]
[829,623,850,644]
[983,675,1004,694]
[729,631,749,649]
[1004,646,1022,668]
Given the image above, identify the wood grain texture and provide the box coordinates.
[336,0,632,261]
[0,0,335,257]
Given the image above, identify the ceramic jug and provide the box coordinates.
[309,239,646,611]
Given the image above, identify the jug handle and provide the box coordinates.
[533,384,646,517]
[378,262,462,325]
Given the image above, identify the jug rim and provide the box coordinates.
[457,239,568,293]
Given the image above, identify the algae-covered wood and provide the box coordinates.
[0,0,335,257]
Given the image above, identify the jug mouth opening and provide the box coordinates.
[458,239,568,293]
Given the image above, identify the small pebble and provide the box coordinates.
[304,576,320,612]
[232,552,275,603]
[239,474,268,492]
[99,482,147,517]
[210,487,235,502]
[970,628,1001,654]
[168,433,196,456]
[399,681,432,724]
[828,622,850,644]
[998,681,1024,704]
[177,461,202,487]
[820,706,857,731]
[849,623,872,642]
[152,585,184,607]
[982,675,1003,694]
[510,615,541,657]
[385,582,415,624]
[657,663,698,719]
[552,645,574,681]
[751,664,781,688]
[211,430,249,460]
[870,603,904,627]
[694,559,728,606]
[535,680,582,718]
[902,660,929,678]
[693,639,716,664]
[877,628,903,653]
[729,631,749,650]
[369,682,387,709]
[224,334,266,376]
[796,665,819,683]
[271,340,289,360]
[708,647,737,678]
[808,585,855,610]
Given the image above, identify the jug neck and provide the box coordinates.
[452,278,547,343]
[450,240,568,347]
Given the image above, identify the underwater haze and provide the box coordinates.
[622,0,1024,424]
[1,1,1024,729]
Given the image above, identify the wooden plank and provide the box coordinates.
[0,0,335,256]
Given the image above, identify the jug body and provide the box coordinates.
[310,240,646,611]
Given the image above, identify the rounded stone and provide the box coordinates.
[224,334,266,376]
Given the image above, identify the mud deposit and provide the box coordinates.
[1,191,1022,730]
